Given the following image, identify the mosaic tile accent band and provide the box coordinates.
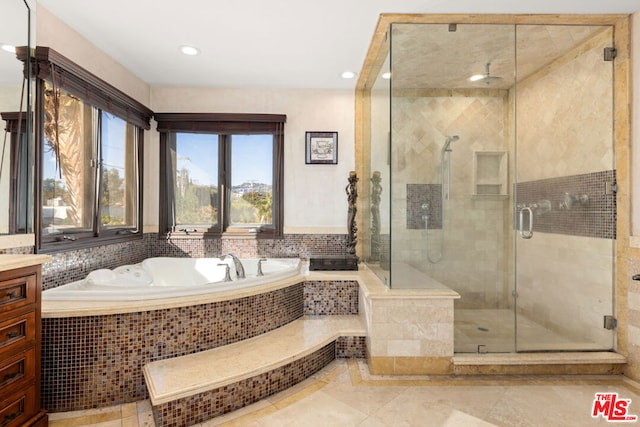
[304,280,359,315]
[41,233,348,290]
[151,343,337,427]
[516,170,616,239]
[336,336,367,358]
[403,171,615,239]
[406,184,442,229]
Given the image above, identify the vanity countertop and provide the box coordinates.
[0,254,52,272]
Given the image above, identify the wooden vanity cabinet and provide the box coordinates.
[0,264,47,427]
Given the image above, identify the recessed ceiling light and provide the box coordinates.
[1,44,16,54]
[341,71,357,79]
[382,72,391,79]
[469,74,485,82]
[180,45,200,56]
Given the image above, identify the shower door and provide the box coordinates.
[386,22,617,353]
[513,25,616,351]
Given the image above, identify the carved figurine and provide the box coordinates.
[346,171,358,255]
[370,171,382,261]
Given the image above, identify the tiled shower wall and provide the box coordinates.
[390,93,510,307]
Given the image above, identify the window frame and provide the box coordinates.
[156,113,286,239]
[1,112,32,234]
[29,47,153,252]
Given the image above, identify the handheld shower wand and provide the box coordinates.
[442,135,459,200]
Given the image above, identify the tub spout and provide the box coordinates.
[220,254,246,279]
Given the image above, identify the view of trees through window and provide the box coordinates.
[170,133,273,229]
[41,87,138,235]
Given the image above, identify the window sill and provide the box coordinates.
[163,228,280,240]
[37,232,143,254]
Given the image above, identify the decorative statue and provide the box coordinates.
[370,171,382,261]
[346,171,358,255]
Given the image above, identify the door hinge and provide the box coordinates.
[604,47,617,62]
[604,315,617,330]
[604,181,617,195]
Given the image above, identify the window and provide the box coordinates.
[32,47,152,251]
[156,113,286,238]
[1,112,32,234]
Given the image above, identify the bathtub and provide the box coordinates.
[42,257,302,301]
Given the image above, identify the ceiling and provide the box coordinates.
[27,1,640,89]
[390,24,607,90]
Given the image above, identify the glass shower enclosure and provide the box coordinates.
[363,22,616,353]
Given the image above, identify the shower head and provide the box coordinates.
[470,63,504,86]
[442,135,460,152]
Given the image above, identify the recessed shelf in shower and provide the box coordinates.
[473,151,507,196]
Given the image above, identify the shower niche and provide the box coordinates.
[473,151,507,197]
[360,16,624,354]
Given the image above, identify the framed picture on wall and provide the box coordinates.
[305,131,338,164]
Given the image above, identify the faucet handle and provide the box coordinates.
[217,264,232,282]
[257,258,267,276]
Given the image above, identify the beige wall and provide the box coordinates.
[625,10,640,382]
[632,12,640,237]
[149,87,355,233]
[390,93,509,307]
[35,4,355,236]
[36,5,150,106]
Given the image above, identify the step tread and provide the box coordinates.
[453,352,626,366]
[143,315,365,405]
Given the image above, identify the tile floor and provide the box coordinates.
[48,359,640,427]
[455,309,610,353]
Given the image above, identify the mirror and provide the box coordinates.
[0,0,33,235]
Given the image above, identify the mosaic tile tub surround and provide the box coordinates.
[41,280,363,412]
[151,343,337,427]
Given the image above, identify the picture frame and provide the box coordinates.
[305,131,338,164]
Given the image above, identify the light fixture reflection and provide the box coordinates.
[382,72,391,79]
[180,45,200,56]
[1,44,16,54]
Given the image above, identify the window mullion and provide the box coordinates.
[220,134,229,232]
[94,109,102,236]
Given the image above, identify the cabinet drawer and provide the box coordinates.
[0,312,35,356]
[0,274,36,315]
[0,384,37,427]
[0,348,35,397]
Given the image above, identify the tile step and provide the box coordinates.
[143,315,366,405]
[453,352,626,366]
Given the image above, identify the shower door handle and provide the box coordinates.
[519,207,533,239]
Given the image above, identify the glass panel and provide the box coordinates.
[169,132,219,229]
[229,134,273,227]
[514,25,615,351]
[389,23,516,352]
[364,48,391,285]
[99,112,138,230]
[42,85,96,236]
[0,0,32,235]
[366,20,616,354]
